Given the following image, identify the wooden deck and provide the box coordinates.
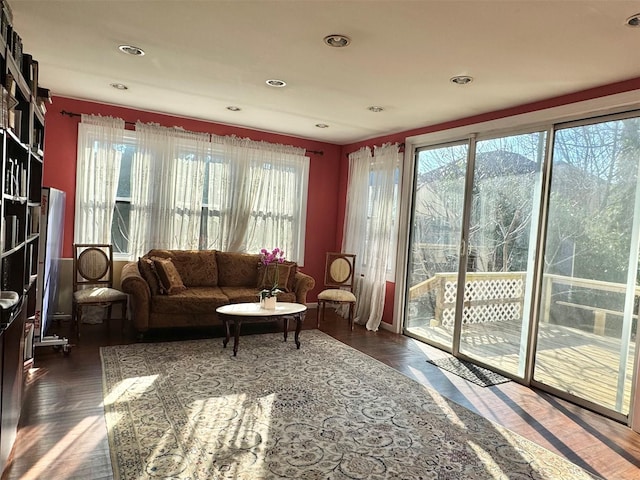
[405,319,636,413]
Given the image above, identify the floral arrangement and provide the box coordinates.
[259,247,285,299]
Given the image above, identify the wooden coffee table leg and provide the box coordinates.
[233,319,241,356]
[283,317,289,342]
[295,312,305,349]
[222,315,230,348]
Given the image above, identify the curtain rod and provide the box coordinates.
[60,110,324,156]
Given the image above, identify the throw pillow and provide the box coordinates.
[284,260,297,292]
[257,263,294,293]
[152,257,187,295]
[138,257,165,295]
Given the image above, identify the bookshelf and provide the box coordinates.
[0,0,47,473]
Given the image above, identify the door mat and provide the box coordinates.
[427,357,511,387]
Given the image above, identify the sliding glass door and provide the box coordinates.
[404,111,640,421]
[535,116,640,415]
[459,133,545,377]
[405,142,468,350]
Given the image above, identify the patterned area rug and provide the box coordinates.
[100,330,597,479]
[427,357,511,387]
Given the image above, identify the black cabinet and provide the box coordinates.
[0,298,25,470]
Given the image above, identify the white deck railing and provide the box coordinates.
[410,271,640,331]
[409,271,526,327]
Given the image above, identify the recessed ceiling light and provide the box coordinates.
[368,106,384,112]
[626,13,640,27]
[450,75,473,85]
[315,123,329,128]
[266,79,287,88]
[226,106,241,111]
[323,34,351,48]
[118,44,145,56]
[110,83,128,90]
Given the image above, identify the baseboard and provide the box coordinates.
[379,321,395,332]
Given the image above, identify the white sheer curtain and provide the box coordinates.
[75,114,125,243]
[128,122,209,257]
[343,143,400,331]
[208,135,308,261]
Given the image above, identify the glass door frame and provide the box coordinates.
[404,128,549,379]
[402,138,472,354]
[527,112,640,424]
[450,135,476,357]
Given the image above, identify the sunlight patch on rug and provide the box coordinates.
[100,330,597,479]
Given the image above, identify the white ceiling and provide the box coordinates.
[9,1,640,145]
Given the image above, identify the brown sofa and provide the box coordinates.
[121,249,315,335]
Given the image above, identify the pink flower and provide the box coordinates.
[259,248,286,298]
[260,247,285,266]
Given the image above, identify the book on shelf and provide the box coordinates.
[36,87,51,103]
[11,29,22,68]
[20,166,26,197]
[0,6,8,44]
[1,257,9,290]
[32,126,44,152]
[30,60,38,94]
[13,108,21,138]
[1,0,13,26]
[28,205,39,235]
[21,53,32,84]
[5,72,16,96]
[4,215,17,249]
[0,90,16,130]
[12,160,19,197]
[5,73,16,130]
[5,158,12,195]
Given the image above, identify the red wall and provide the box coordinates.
[42,96,342,301]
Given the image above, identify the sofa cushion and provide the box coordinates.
[274,291,296,303]
[152,257,187,295]
[170,250,218,287]
[150,287,229,314]
[216,252,260,287]
[220,286,262,304]
[145,249,218,287]
[138,257,165,295]
[256,262,295,293]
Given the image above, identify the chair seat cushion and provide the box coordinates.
[317,288,356,303]
[74,287,127,303]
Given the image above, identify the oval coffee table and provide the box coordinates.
[216,302,307,356]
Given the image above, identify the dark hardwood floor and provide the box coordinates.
[2,310,640,479]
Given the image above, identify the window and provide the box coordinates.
[199,146,309,262]
[111,134,135,255]
[366,165,400,280]
[77,122,309,262]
